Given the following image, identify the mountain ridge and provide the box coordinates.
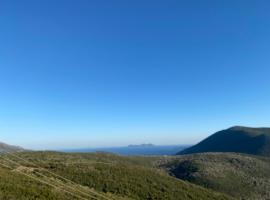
[178,126,270,156]
[0,141,24,153]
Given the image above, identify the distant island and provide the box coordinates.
[63,144,189,156]
[128,143,155,148]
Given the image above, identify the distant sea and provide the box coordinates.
[62,144,190,156]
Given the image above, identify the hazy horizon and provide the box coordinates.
[1,1,270,149]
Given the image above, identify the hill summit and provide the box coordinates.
[178,126,270,156]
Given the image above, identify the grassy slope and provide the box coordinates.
[0,161,131,200]
[0,151,234,200]
[158,152,270,200]
[0,166,72,200]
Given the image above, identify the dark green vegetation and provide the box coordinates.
[178,126,270,156]
[0,165,87,200]
[0,151,234,200]
[158,153,270,200]
[0,152,131,200]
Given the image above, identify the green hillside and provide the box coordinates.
[0,160,131,200]
[178,126,270,156]
[158,152,270,200]
[0,151,233,200]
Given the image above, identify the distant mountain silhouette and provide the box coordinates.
[178,126,270,156]
[0,142,23,152]
[128,143,155,147]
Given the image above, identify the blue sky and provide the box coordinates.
[0,0,270,149]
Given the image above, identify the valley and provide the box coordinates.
[1,126,269,200]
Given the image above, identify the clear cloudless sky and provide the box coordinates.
[0,0,270,150]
